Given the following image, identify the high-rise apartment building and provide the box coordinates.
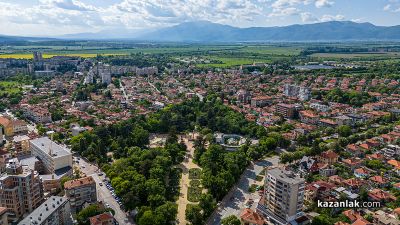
[0,158,43,222]
[18,196,72,225]
[258,167,305,225]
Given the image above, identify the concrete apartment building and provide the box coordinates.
[12,135,31,156]
[0,207,8,225]
[64,176,97,214]
[275,103,297,119]
[284,84,311,101]
[259,167,305,225]
[30,137,73,174]
[0,158,43,222]
[18,196,72,225]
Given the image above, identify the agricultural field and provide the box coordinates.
[310,52,400,59]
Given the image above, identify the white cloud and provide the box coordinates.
[384,4,391,11]
[315,0,334,8]
[320,14,345,22]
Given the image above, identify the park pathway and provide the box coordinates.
[176,134,201,225]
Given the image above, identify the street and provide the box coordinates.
[76,157,134,225]
[206,155,280,225]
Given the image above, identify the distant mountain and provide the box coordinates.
[58,28,153,40]
[138,21,400,42]
[0,35,55,42]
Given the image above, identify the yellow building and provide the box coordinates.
[0,116,28,137]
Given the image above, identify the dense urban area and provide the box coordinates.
[1,41,400,225]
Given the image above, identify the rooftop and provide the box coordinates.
[18,196,69,225]
[64,176,95,189]
[30,137,71,158]
[267,167,304,184]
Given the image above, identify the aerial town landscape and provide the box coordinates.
[1,1,400,225]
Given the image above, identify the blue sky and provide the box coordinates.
[0,0,399,36]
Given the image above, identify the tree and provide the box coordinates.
[185,204,204,225]
[199,193,216,217]
[77,204,113,225]
[138,210,156,225]
[221,215,241,225]
[311,215,332,225]
[338,125,352,137]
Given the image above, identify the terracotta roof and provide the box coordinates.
[394,208,400,216]
[0,116,11,127]
[240,208,264,225]
[89,212,114,225]
[351,218,372,225]
[354,167,370,175]
[64,176,95,190]
[343,209,363,222]
[334,222,350,225]
[368,189,396,202]
[388,159,400,168]
[320,150,339,159]
[0,207,7,215]
[369,176,388,184]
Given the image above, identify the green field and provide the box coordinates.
[0,81,22,95]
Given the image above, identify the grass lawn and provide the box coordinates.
[0,53,127,59]
[189,168,202,180]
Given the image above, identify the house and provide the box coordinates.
[343,178,365,190]
[318,118,337,127]
[372,210,399,225]
[354,167,371,179]
[329,175,345,185]
[343,209,363,223]
[89,212,115,225]
[317,150,339,165]
[368,189,396,203]
[369,176,389,188]
[299,110,319,125]
[342,158,363,171]
[0,116,28,137]
[346,144,365,157]
[351,218,373,225]
[240,208,265,225]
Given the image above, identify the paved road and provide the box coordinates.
[76,157,134,225]
[206,155,280,225]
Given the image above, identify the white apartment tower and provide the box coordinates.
[261,167,305,225]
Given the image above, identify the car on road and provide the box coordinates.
[98,172,103,176]
[99,182,103,186]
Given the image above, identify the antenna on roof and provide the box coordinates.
[46,131,55,155]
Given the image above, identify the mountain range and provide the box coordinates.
[2,21,400,42]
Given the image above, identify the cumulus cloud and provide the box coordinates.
[315,0,334,8]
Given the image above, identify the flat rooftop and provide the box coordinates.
[30,137,71,158]
[268,167,304,184]
[18,196,69,225]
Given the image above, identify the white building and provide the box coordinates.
[18,196,72,225]
[29,137,73,174]
[259,167,305,225]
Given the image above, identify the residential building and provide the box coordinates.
[12,135,31,156]
[276,103,297,119]
[0,116,28,137]
[20,104,52,123]
[251,96,272,108]
[30,137,73,174]
[18,196,72,225]
[0,158,43,222]
[283,84,310,101]
[64,176,97,214]
[259,167,305,225]
[240,208,264,225]
[89,212,115,225]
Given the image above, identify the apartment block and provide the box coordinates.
[30,137,73,174]
[0,158,43,222]
[259,167,305,225]
[64,176,97,214]
[275,103,297,119]
[18,196,72,225]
